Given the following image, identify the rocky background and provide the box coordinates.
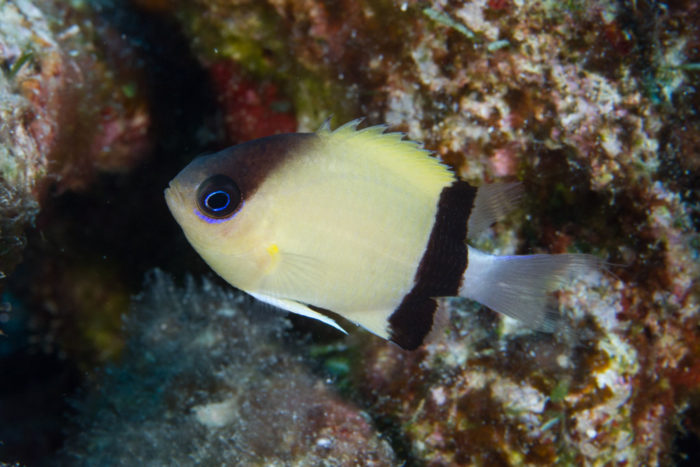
[0,0,698,465]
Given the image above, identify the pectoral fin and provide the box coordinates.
[247,291,348,335]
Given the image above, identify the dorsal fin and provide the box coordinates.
[318,121,520,239]
[467,183,523,238]
[317,117,333,132]
[317,120,456,191]
[322,119,426,153]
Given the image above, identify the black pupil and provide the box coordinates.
[196,174,240,219]
[205,191,230,211]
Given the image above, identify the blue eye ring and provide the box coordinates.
[196,174,241,219]
[204,190,231,212]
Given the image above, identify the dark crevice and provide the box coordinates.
[1,1,220,463]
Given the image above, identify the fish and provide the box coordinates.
[164,120,600,350]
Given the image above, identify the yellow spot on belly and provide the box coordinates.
[263,243,281,275]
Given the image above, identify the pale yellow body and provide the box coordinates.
[167,122,602,346]
[166,123,455,338]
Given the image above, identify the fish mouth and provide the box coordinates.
[164,181,186,217]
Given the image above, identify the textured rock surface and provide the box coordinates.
[61,271,395,466]
[0,0,151,280]
[1,0,698,464]
[162,1,698,462]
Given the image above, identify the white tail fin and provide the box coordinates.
[459,246,602,331]
[467,183,523,238]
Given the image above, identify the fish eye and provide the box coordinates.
[196,174,241,219]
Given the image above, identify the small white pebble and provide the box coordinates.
[193,400,237,428]
[557,354,570,368]
[316,438,332,449]
[431,387,447,406]
[57,24,80,40]
[216,307,237,317]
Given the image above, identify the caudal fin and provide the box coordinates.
[459,246,602,331]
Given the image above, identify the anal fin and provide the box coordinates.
[387,295,439,350]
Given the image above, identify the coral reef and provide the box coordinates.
[163,0,699,463]
[1,0,58,281]
[61,271,395,466]
[1,1,213,462]
[0,0,152,282]
[0,0,698,464]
